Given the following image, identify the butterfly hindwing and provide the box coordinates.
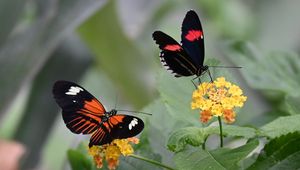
[181,10,205,68]
[53,81,105,134]
[89,115,144,147]
[152,31,198,77]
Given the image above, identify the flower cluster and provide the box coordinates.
[88,137,139,170]
[191,77,247,123]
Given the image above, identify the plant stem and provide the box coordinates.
[218,116,223,147]
[202,137,207,150]
[130,154,175,170]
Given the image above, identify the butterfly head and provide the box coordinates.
[107,109,118,116]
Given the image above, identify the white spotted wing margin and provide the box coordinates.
[152,31,198,77]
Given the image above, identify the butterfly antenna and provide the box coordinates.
[208,66,242,69]
[117,109,152,116]
[114,93,119,110]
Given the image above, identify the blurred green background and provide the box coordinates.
[1,0,300,169]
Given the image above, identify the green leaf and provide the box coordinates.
[0,0,26,46]
[248,132,300,170]
[260,114,300,138]
[174,139,259,170]
[284,95,300,115]
[12,35,92,169]
[0,0,107,113]
[67,149,93,170]
[196,0,254,39]
[117,125,163,170]
[255,1,300,51]
[168,125,257,152]
[167,127,207,152]
[226,42,300,99]
[78,0,152,108]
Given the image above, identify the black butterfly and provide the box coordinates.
[52,81,144,147]
[153,10,211,80]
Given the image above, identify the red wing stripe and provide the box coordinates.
[185,30,203,41]
[164,44,182,51]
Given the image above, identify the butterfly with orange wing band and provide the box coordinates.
[52,81,144,147]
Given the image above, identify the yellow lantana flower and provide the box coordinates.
[191,77,247,123]
[88,137,139,170]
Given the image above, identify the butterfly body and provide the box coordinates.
[153,10,209,78]
[53,81,144,147]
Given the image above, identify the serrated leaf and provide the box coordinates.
[67,149,93,170]
[168,125,257,152]
[174,139,259,170]
[248,132,300,170]
[260,114,300,138]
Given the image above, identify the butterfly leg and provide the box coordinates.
[198,77,202,86]
[207,69,213,82]
[191,78,198,89]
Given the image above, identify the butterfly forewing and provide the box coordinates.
[181,10,205,68]
[53,81,105,134]
[89,115,144,147]
[152,31,198,76]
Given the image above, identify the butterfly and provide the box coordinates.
[52,80,144,147]
[152,10,211,80]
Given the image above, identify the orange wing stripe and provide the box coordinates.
[76,121,94,132]
[109,116,125,125]
[77,110,102,122]
[81,123,96,134]
[84,99,105,114]
[102,122,111,132]
[92,129,105,143]
[67,116,82,124]
[72,119,85,128]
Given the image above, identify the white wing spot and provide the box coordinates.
[128,118,138,130]
[65,86,83,95]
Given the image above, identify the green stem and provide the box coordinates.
[202,137,207,150]
[130,154,176,170]
[218,116,223,147]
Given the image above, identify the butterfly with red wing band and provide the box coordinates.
[152,10,210,80]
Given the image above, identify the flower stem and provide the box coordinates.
[130,154,175,170]
[218,116,223,147]
[202,137,207,150]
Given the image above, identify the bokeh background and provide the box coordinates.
[1,0,300,169]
